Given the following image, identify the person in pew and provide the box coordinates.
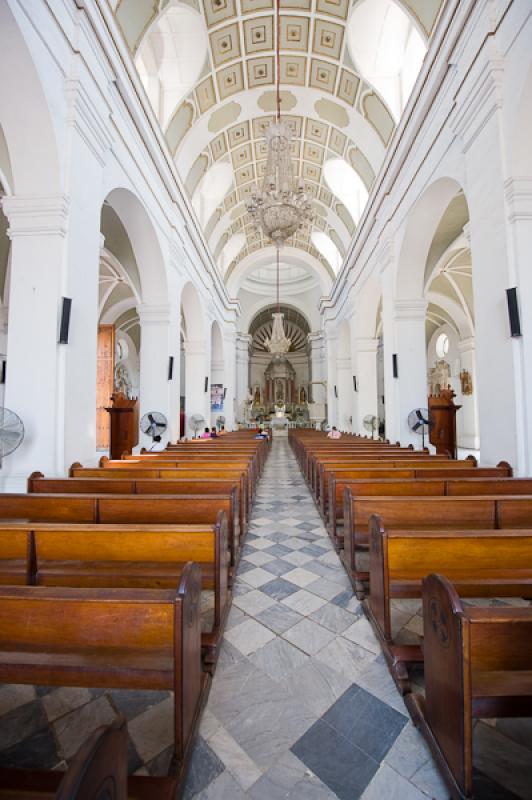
[210,427,218,438]
[218,426,227,436]
[327,426,341,440]
[200,427,211,439]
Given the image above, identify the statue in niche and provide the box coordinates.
[254,385,261,404]
[276,379,284,402]
[299,386,307,404]
[428,359,451,395]
[114,362,132,399]
[460,369,473,395]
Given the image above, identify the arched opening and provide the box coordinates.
[96,189,168,453]
[180,281,208,437]
[247,305,311,427]
[424,192,479,455]
[210,321,225,429]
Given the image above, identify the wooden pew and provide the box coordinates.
[328,472,527,547]
[29,472,249,528]
[0,715,178,799]
[366,521,532,693]
[69,464,253,507]
[343,493,532,596]
[313,457,474,505]
[0,518,229,664]
[409,573,532,800]
[0,564,206,778]
[0,492,240,573]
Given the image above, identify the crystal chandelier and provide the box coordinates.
[264,250,292,355]
[246,0,312,246]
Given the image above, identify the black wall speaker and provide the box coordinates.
[58,297,72,344]
[334,385,338,398]
[204,376,209,393]
[352,375,358,392]
[392,353,398,378]
[506,287,522,337]
[168,356,174,381]
[223,387,227,399]
[0,360,6,385]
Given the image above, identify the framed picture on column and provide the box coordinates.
[211,383,224,411]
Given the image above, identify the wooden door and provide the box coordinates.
[96,325,115,450]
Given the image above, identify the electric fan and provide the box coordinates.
[188,414,206,438]
[407,408,433,449]
[0,408,24,458]
[140,412,168,449]
[216,415,226,431]
[363,414,380,439]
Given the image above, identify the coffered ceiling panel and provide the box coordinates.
[115,0,445,281]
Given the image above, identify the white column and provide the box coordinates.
[325,331,338,428]
[1,196,68,487]
[222,328,237,430]
[380,261,399,442]
[505,178,532,473]
[451,55,522,469]
[457,337,480,451]
[183,339,209,435]
[336,355,352,432]
[393,300,428,446]
[354,337,379,435]
[235,333,251,424]
[138,304,176,449]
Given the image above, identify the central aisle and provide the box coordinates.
[185,437,447,799]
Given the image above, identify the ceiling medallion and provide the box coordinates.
[246,0,312,247]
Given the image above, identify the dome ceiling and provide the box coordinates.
[114,0,444,284]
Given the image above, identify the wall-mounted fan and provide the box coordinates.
[216,415,226,431]
[0,408,24,459]
[189,414,206,438]
[363,414,380,439]
[407,408,433,449]
[140,412,168,449]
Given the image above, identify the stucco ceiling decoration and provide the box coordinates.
[115,0,444,280]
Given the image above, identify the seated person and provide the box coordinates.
[218,425,226,436]
[327,426,341,439]
[210,426,218,438]
[200,427,211,439]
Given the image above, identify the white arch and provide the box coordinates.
[103,188,168,306]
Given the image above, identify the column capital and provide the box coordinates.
[2,195,69,238]
[137,304,172,325]
[66,75,113,166]
[356,337,379,354]
[449,55,504,152]
[394,299,427,321]
[458,337,476,354]
[376,236,396,275]
[505,177,532,223]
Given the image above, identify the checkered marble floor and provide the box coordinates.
[0,438,530,798]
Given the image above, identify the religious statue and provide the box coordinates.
[114,362,132,399]
[460,368,473,395]
[428,359,451,395]
[254,385,261,404]
[299,386,307,404]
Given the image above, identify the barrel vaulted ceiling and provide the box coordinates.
[113,0,444,287]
